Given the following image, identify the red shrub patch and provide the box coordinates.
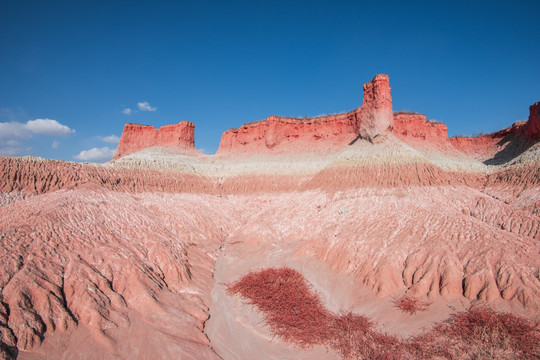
[411,305,540,359]
[329,313,403,360]
[393,295,430,315]
[227,267,332,347]
[228,268,540,360]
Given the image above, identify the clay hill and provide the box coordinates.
[1,75,539,359]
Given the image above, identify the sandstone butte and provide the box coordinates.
[0,74,539,360]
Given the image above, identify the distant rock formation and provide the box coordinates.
[449,121,527,160]
[111,75,538,162]
[216,73,395,155]
[113,121,198,160]
[393,112,448,142]
[1,74,539,360]
[216,110,360,155]
[525,101,540,140]
[359,74,393,142]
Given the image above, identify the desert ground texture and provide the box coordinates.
[0,75,539,359]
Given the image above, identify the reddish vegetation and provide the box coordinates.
[113,121,199,159]
[392,295,430,315]
[1,73,538,359]
[410,306,540,360]
[227,267,331,347]
[228,268,540,360]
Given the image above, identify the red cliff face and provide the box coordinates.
[216,73,396,155]
[525,101,540,140]
[113,121,198,160]
[216,110,361,155]
[112,77,538,160]
[449,121,527,159]
[359,74,393,141]
[393,112,448,142]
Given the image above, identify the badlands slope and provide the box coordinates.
[0,75,539,359]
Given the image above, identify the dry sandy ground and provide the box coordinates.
[0,136,538,359]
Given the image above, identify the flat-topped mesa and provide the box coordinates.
[359,74,393,142]
[216,109,361,155]
[393,112,448,142]
[216,73,395,155]
[113,121,198,160]
[525,101,540,140]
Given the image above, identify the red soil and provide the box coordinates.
[0,73,538,359]
[228,268,540,360]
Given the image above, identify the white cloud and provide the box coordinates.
[0,139,25,155]
[52,140,60,149]
[24,119,75,136]
[137,101,156,112]
[74,146,115,162]
[122,108,132,115]
[0,122,30,138]
[101,135,120,144]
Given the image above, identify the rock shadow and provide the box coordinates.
[348,134,362,146]
[483,134,535,166]
[0,343,18,360]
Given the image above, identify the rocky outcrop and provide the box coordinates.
[113,122,199,160]
[216,74,459,155]
[359,74,393,141]
[525,101,540,140]
[216,111,360,155]
[449,121,527,160]
[216,74,396,155]
[393,112,448,142]
[110,78,537,162]
[1,75,539,359]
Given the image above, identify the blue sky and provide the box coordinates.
[1,0,539,161]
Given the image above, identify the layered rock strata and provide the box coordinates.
[0,73,539,360]
[113,121,199,160]
[359,73,393,141]
[525,101,540,140]
[216,111,360,156]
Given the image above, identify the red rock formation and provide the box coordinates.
[1,76,539,360]
[448,100,539,159]
[216,74,395,155]
[110,79,537,162]
[216,110,360,155]
[113,121,199,160]
[449,121,526,159]
[393,112,448,142]
[525,101,540,140]
[359,74,393,141]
